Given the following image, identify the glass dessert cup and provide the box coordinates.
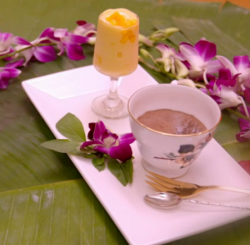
[91,76,129,119]
[91,8,139,119]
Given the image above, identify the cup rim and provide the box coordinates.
[127,84,222,137]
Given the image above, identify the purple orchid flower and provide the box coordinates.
[0,66,21,89]
[39,27,56,40]
[200,68,243,110]
[156,44,188,78]
[0,32,14,56]
[217,55,250,92]
[13,34,57,65]
[179,39,222,81]
[72,21,96,45]
[80,121,135,162]
[236,118,250,142]
[0,32,15,61]
[53,28,88,60]
[73,21,96,37]
[38,26,90,59]
[243,87,250,103]
[216,68,240,88]
[5,58,24,68]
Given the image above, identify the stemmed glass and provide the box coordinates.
[91,8,139,119]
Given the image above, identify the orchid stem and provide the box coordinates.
[226,108,250,121]
[139,58,176,80]
[203,69,209,84]
[240,83,245,92]
[0,43,56,60]
[139,58,161,73]
[139,50,157,65]
[238,96,250,118]
[195,83,206,89]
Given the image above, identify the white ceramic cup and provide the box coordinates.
[128,84,221,178]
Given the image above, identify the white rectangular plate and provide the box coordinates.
[22,65,250,245]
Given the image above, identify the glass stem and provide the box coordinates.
[103,77,123,110]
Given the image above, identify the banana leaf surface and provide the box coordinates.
[0,0,250,244]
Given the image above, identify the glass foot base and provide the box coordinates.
[142,159,190,178]
[91,94,128,119]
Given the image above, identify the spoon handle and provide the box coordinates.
[184,199,250,210]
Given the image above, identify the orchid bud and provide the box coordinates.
[140,48,151,59]
[163,27,180,37]
[174,59,189,78]
[87,37,96,45]
[139,34,153,47]
[171,79,196,88]
[149,27,179,41]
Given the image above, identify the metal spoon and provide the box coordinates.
[144,192,250,210]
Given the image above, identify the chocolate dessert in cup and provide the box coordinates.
[128,84,221,178]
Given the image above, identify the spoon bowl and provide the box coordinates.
[144,192,182,209]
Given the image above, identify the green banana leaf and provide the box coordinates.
[0,0,250,244]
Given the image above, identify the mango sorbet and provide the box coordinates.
[93,9,139,78]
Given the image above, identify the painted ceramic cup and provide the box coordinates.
[128,84,221,178]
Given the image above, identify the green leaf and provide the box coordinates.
[82,153,97,159]
[80,147,96,154]
[92,157,105,171]
[0,180,127,245]
[92,157,105,166]
[41,139,82,154]
[107,158,128,186]
[123,159,133,184]
[56,113,86,142]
